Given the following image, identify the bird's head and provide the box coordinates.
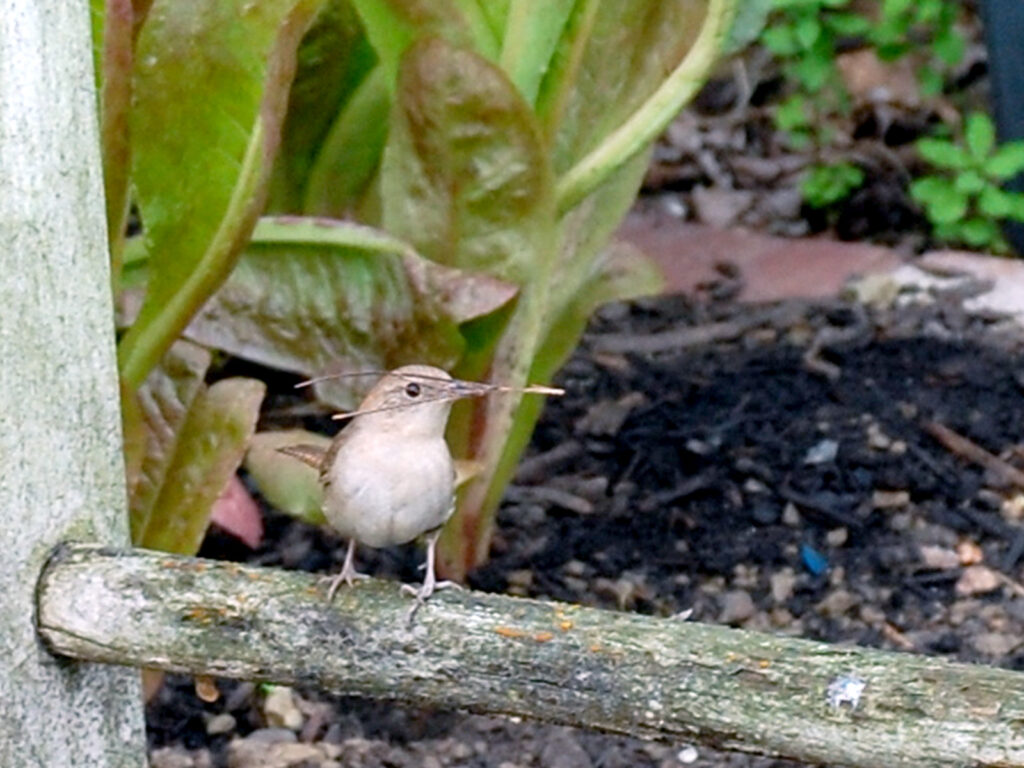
[347,365,491,440]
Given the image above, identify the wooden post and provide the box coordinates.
[0,2,147,766]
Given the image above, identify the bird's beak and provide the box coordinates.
[450,379,494,399]
[448,379,565,399]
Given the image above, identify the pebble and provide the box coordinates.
[919,544,960,570]
[956,539,984,565]
[750,500,780,524]
[889,511,913,531]
[205,713,236,736]
[804,439,839,465]
[866,422,893,450]
[227,739,323,768]
[971,632,1020,658]
[826,527,848,547]
[1002,493,1024,521]
[719,589,756,624]
[955,565,1001,596]
[873,490,910,509]
[770,607,794,627]
[562,559,588,577]
[539,727,593,768]
[676,744,700,763]
[263,686,305,731]
[817,589,857,618]
[770,569,797,603]
[150,748,196,768]
[691,186,754,229]
[242,728,297,746]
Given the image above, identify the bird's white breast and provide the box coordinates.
[322,433,456,548]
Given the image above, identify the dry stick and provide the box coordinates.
[37,544,1024,768]
[922,420,1024,488]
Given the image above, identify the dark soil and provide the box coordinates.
[150,282,1024,768]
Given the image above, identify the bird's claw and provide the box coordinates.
[321,566,371,602]
[402,579,461,625]
[400,579,461,602]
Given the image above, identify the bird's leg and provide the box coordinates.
[402,528,461,603]
[322,538,370,601]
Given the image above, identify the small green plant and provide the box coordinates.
[760,0,967,210]
[801,161,865,208]
[870,0,964,95]
[761,0,865,148]
[910,112,1024,253]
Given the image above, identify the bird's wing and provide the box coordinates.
[277,444,328,472]
[319,434,349,484]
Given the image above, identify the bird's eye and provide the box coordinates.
[404,382,421,398]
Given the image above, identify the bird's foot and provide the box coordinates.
[401,578,462,626]
[320,565,371,602]
[401,579,461,602]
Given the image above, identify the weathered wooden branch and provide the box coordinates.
[38,544,1024,768]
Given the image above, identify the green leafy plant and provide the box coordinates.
[761,0,867,151]
[762,0,867,96]
[869,0,964,95]
[910,112,1024,253]
[760,0,966,209]
[93,0,741,575]
[801,161,865,208]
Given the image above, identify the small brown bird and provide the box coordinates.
[280,365,560,607]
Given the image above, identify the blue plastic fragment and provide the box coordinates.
[800,543,829,575]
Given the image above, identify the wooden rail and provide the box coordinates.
[38,544,1024,768]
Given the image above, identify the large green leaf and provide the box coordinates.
[547,147,652,318]
[267,0,378,212]
[118,0,323,387]
[348,0,482,89]
[499,0,576,106]
[478,0,511,43]
[381,37,555,284]
[539,0,709,171]
[544,0,737,212]
[139,377,265,554]
[302,66,390,217]
[183,217,517,409]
